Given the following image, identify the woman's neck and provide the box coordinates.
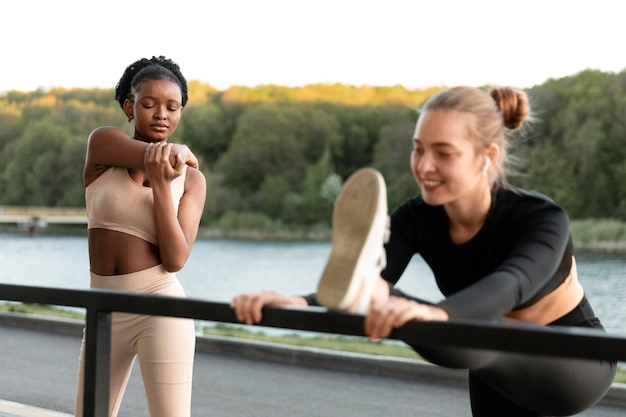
[445,183,492,244]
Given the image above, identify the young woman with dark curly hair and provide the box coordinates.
[74,56,206,417]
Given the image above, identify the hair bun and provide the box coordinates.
[490,87,529,130]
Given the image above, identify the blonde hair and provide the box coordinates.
[420,86,530,185]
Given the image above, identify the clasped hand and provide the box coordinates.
[365,297,449,340]
[144,142,190,184]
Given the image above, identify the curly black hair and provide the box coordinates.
[114,56,189,109]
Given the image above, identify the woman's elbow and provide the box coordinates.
[161,255,188,272]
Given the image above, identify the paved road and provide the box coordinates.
[0,318,624,417]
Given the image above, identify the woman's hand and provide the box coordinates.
[145,142,182,184]
[231,292,308,325]
[171,144,199,169]
[364,297,449,340]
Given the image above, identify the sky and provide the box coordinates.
[3,0,625,94]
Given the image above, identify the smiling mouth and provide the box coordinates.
[421,178,443,187]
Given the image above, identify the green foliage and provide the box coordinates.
[298,148,336,225]
[254,174,292,219]
[181,103,234,165]
[215,103,308,192]
[1,72,626,231]
[320,173,343,205]
[522,69,626,220]
[1,120,86,206]
[0,108,22,150]
[372,121,418,211]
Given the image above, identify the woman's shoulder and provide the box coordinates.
[90,125,125,135]
[494,184,568,220]
[88,126,130,144]
[497,184,560,206]
[184,166,207,193]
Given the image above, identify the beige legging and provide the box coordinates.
[74,265,196,417]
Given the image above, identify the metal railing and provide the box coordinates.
[1,283,625,417]
[0,205,87,225]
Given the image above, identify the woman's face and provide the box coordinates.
[124,78,183,143]
[411,110,489,208]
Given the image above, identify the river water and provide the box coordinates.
[1,233,625,337]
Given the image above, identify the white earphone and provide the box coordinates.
[482,156,491,176]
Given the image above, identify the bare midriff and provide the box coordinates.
[88,228,161,276]
[505,257,585,325]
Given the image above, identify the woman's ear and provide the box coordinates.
[487,143,500,166]
[482,144,500,177]
[123,99,134,122]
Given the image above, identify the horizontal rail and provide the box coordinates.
[0,205,87,225]
[0,205,86,216]
[1,283,626,361]
[0,215,87,224]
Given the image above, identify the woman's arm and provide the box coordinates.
[83,126,199,187]
[83,127,146,186]
[438,206,572,320]
[146,142,207,272]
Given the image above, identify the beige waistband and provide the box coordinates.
[505,257,584,325]
[89,264,177,293]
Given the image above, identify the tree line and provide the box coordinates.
[1,69,625,231]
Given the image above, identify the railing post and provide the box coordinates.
[83,309,112,417]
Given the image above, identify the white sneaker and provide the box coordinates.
[316,168,389,314]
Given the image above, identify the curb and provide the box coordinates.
[0,400,71,417]
[196,334,626,408]
[1,312,625,409]
[195,334,469,386]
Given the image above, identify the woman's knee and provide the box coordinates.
[408,344,495,370]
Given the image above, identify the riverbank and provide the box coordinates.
[4,218,626,253]
[201,218,626,253]
[197,226,332,242]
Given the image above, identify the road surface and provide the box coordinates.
[0,318,624,416]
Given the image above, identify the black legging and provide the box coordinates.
[398,294,617,417]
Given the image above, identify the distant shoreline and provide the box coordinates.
[574,241,626,254]
[2,225,626,254]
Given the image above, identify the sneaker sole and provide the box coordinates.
[316,168,388,312]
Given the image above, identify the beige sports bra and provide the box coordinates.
[85,165,187,245]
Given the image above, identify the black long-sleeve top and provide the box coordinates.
[381,185,573,320]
